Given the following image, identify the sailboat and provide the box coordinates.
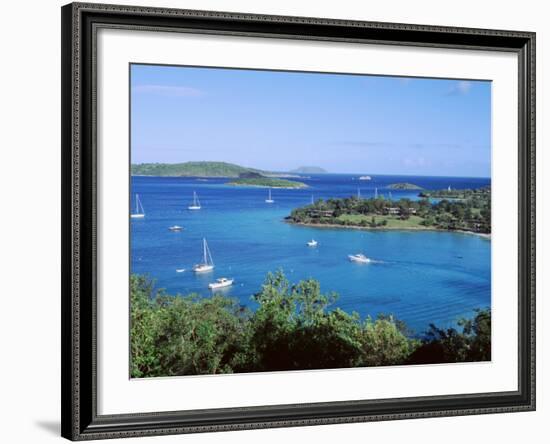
[193,238,214,273]
[188,191,201,210]
[265,188,274,203]
[130,194,145,218]
[307,239,318,247]
[311,195,315,205]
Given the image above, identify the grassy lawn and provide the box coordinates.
[337,214,426,229]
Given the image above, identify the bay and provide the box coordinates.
[130,174,491,335]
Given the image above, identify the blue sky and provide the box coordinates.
[131,64,491,177]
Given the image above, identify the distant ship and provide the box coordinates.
[307,239,318,247]
[359,176,372,180]
[168,225,183,232]
[130,194,145,218]
[348,253,371,263]
[193,238,214,273]
[208,277,234,290]
[188,191,201,210]
[265,188,274,203]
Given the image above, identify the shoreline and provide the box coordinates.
[227,183,308,189]
[287,221,491,239]
[131,175,308,188]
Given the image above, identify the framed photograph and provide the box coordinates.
[61,2,535,440]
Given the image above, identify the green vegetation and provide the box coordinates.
[419,186,491,199]
[387,182,423,190]
[131,272,491,377]
[290,166,328,174]
[131,161,265,177]
[227,177,307,188]
[287,187,491,234]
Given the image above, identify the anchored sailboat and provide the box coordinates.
[188,191,201,210]
[265,188,274,203]
[130,194,145,218]
[193,238,214,273]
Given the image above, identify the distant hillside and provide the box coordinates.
[290,166,328,174]
[131,161,265,178]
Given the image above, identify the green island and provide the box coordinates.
[286,186,491,234]
[387,182,423,190]
[290,166,328,174]
[131,161,266,178]
[131,271,490,377]
[227,177,307,188]
[419,186,491,199]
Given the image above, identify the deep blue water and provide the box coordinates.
[130,174,491,334]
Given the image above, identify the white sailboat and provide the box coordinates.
[265,188,274,203]
[307,239,318,247]
[188,191,201,210]
[168,225,183,232]
[193,238,214,273]
[130,194,145,218]
[208,277,234,290]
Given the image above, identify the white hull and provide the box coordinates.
[307,240,318,247]
[209,278,234,290]
[193,264,214,273]
[348,254,371,263]
[169,225,183,231]
[265,200,274,204]
[188,205,201,210]
[130,213,145,219]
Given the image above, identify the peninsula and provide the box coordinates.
[286,187,491,234]
[131,161,266,178]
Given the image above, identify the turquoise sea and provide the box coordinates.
[130,174,491,335]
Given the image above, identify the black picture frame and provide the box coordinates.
[61,2,536,440]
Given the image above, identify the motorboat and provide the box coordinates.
[348,253,371,263]
[208,277,234,290]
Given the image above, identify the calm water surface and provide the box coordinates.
[130,174,491,334]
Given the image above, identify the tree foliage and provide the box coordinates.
[130,273,491,377]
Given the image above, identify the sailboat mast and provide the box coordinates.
[207,242,214,266]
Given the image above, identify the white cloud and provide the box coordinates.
[133,84,204,97]
[447,80,473,96]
